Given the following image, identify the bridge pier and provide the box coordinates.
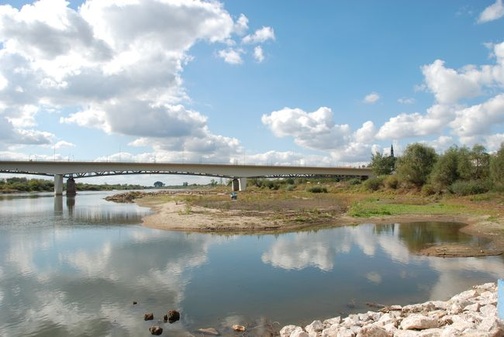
[231,178,247,192]
[54,174,64,196]
[66,177,76,196]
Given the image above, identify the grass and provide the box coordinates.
[131,183,504,226]
[347,199,466,218]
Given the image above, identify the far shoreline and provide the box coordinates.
[125,189,504,258]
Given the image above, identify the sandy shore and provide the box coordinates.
[136,196,504,257]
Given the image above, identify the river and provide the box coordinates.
[0,191,503,337]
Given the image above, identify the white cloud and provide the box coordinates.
[54,140,74,149]
[376,104,454,140]
[234,14,249,35]
[0,0,273,160]
[262,107,349,150]
[261,107,378,162]
[398,97,415,104]
[217,48,243,64]
[0,74,7,90]
[478,0,504,23]
[421,60,484,104]
[450,93,504,137]
[363,92,380,104]
[254,46,264,62]
[242,26,275,44]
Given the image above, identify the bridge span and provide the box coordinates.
[0,160,373,195]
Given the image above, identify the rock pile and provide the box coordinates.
[280,283,503,337]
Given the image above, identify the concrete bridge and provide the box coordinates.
[0,160,373,195]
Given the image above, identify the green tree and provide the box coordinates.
[429,146,473,189]
[370,152,395,176]
[470,144,490,181]
[153,181,165,188]
[490,143,504,187]
[396,143,437,188]
[430,146,460,190]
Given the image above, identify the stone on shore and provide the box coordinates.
[279,283,504,337]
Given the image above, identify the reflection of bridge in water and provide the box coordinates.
[0,160,373,195]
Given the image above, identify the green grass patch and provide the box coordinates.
[347,199,466,218]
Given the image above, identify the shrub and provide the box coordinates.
[421,183,437,196]
[363,176,385,191]
[384,175,399,189]
[449,180,490,196]
[347,178,362,186]
[307,186,327,193]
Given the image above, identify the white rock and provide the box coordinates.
[322,324,341,337]
[448,314,474,332]
[478,315,504,334]
[280,325,299,337]
[480,304,497,317]
[464,302,480,312]
[400,314,440,330]
[291,327,309,337]
[356,324,389,337]
[377,313,394,326]
[305,320,323,337]
[322,316,341,328]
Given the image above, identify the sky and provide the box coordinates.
[1,0,504,185]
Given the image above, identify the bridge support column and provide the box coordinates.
[66,177,76,196]
[231,178,247,191]
[239,177,247,191]
[54,174,63,196]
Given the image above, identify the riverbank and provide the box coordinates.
[279,282,503,337]
[106,187,504,257]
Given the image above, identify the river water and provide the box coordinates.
[0,191,503,337]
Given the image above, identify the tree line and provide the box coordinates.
[369,142,504,195]
[0,177,145,193]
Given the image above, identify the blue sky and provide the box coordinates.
[1,0,504,185]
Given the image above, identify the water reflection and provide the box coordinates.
[0,193,503,337]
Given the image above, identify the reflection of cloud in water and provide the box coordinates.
[0,227,220,336]
[261,224,504,302]
[261,233,336,271]
[427,256,504,301]
[366,272,382,284]
[262,224,410,271]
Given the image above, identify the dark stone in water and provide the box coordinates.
[144,313,154,321]
[165,310,180,323]
[149,326,163,335]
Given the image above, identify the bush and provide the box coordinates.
[449,180,490,196]
[347,178,362,186]
[421,183,437,196]
[307,186,327,193]
[384,175,399,190]
[363,176,385,191]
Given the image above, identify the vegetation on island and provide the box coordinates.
[0,177,146,193]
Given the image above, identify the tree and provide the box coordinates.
[153,181,165,188]
[429,146,473,190]
[396,143,437,188]
[470,144,490,181]
[370,151,396,176]
[490,143,504,187]
[430,146,460,190]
